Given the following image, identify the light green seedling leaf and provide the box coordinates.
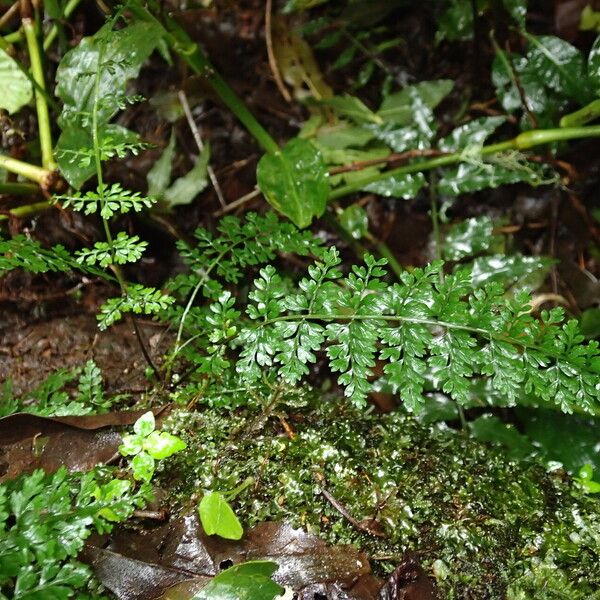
[199,491,244,540]
[119,434,143,456]
[148,130,176,197]
[0,48,33,114]
[191,561,283,600]
[134,411,155,436]
[575,464,600,493]
[439,116,506,152]
[257,138,329,228]
[131,451,155,482]
[319,95,383,124]
[163,144,210,208]
[143,430,187,459]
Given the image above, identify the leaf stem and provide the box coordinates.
[329,125,600,200]
[43,0,82,50]
[0,153,52,185]
[22,13,56,171]
[128,5,280,155]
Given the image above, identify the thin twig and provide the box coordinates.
[265,0,291,102]
[177,90,226,207]
[212,187,261,217]
[329,149,447,175]
[0,1,19,30]
[128,314,163,383]
[320,486,385,537]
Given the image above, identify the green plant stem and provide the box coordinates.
[329,125,600,200]
[0,182,39,195]
[0,199,49,221]
[129,5,280,155]
[560,99,600,128]
[43,0,82,50]
[22,18,56,171]
[0,153,51,185]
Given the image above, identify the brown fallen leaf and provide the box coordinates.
[0,407,167,482]
[377,554,437,600]
[84,515,377,600]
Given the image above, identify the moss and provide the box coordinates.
[159,396,600,599]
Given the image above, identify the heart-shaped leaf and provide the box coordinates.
[191,561,283,600]
[257,138,329,229]
[198,491,243,540]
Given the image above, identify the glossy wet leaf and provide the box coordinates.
[443,216,495,261]
[469,254,553,290]
[0,49,32,114]
[257,138,329,228]
[55,21,162,188]
[526,35,589,101]
[339,204,368,239]
[198,491,244,540]
[191,561,283,600]
[148,130,176,197]
[377,80,454,125]
[363,172,426,199]
[439,116,506,151]
[437,160,550,196]
[588,35,600,93]
[163,144,210,208]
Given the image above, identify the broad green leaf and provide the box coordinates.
[517,408,600,474]
[257,138,329,229]
[469,414,534,460]
[143,430,187,459]
[191,561,283,600]
[339,204,368,239]
[313,122,375,150]
[56,122,140,190]
[377,80,454,125]
[503,0,527,26]
[148,130,176,197]
[198,491,243,540]
[588,35,600,94]
[437,160,550,196]
[362,172,425,199]
[0,48,32,114]
[470,254,552,290]
[581,307,600,338]
[56,21,162,125]
[526,35,590,101]
[163,144,210,208]
[55,21,162,188]
[319,95,383,124]
[439,116,506,152]
[134,411,155,436]
[443,216,495,261]
[435,0,473,43]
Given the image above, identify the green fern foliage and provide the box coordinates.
[98,285,174,330]
[55,183,156,219]
[227,247,600,413]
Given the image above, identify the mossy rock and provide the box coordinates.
[160,397,600,599]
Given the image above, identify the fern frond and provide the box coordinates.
[98,285,174,330]
[76,232,147,268]
[55,183,156,219]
